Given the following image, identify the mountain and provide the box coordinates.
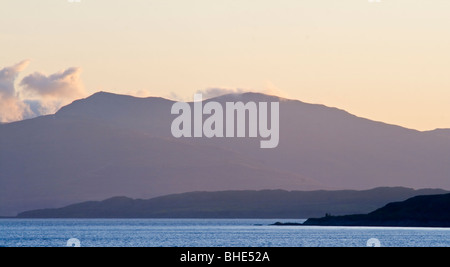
[0,116,317,216]
[1,91,450,216]
[303,193,450,227]
[16,187,448,219]
[57,92,450,190]
[425,129,450,138]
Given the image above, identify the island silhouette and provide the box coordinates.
[302,193,450,227]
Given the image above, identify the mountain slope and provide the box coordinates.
[59,92,450,189]
[17,187,448,219]
[425,129,450,138]
[0,107,318,216]
[55,92,450,189]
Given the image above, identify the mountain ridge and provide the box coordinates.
[17,187,448,219]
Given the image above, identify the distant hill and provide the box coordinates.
[2,91,450,216]
[16,187,448,219]
[303,193,450,227]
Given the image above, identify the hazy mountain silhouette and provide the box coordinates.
[17,187,447,219]
[1,92,450,216]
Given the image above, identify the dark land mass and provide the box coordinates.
[271,222,304,226]
[303,193,450,227]
[16,187,447,219]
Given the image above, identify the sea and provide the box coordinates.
[0,219,449,247]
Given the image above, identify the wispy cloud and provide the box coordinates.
[195,88,246,99]
[195,83,289,100]
[0,60,86,123]
[21,67,86,99]
[0,60,30,97]
[20,67,87,116]
[0,60,32,123]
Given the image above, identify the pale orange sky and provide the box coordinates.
[1,0,450,130]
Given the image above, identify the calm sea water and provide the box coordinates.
[0,219,449,247]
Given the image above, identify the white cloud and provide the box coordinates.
[195,88,246,99]
[20,67,87,116]
[0,60,32,123]
[21,67,86,99]
[0,60,30,97]
[195,83,289,100]
[0,61,87,123]
[0,97,32,123]
[126,89,153,98]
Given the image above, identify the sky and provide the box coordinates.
[1,0,450,130]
